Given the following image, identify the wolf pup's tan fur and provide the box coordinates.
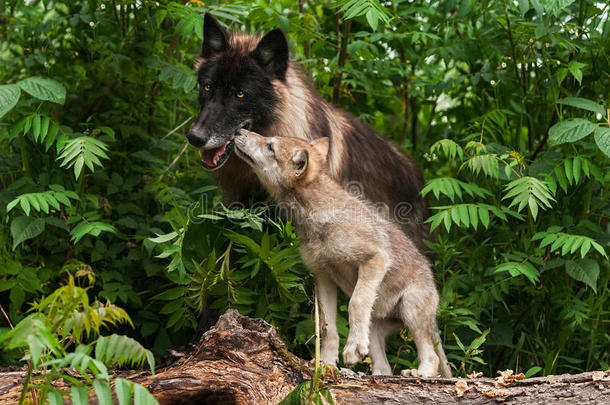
[234,129,451,377]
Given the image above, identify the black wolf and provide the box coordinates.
[187,13,429,248]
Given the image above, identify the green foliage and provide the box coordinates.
[1,0,608,385]
[0,276,156,404]
[96,334,155,373]
[7,186,79,215]
[532,227,607,259]
[421,177,491,202]
[337,0,391,31]
[449,329,490,373]
[58,136,110,179]
[503,176,555,220]
[279,380,334,405]
[10,216,46,249]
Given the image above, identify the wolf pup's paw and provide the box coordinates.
[342,338,369,367]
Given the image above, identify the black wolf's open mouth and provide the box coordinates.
[200,140,234,170]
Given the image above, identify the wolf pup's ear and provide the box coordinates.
[292,149,309,176]
[251,29,289,79]
[202,13,228,58]
[311,137,329,160]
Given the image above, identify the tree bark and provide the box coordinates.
[1,309,609,404]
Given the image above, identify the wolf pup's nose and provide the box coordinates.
[239,120,252,131]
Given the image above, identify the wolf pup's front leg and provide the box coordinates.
[315,273,339,366]
[343,253,388,367]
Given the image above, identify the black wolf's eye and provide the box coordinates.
[267,143,274,152]
[203,84,211,92]
[236,90,245,99]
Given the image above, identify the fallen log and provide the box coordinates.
[1,309,609,404]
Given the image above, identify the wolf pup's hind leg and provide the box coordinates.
[433,328,453,377]
[398,286,441,377]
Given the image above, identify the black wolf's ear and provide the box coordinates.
[311,137,329,160]
[202,13,228,58]
[251,29,289,79]
[292,149,308,175]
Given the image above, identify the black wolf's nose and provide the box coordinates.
[186,131,205,148]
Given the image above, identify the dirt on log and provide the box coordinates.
[1,309,609,404]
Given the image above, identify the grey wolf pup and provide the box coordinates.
[233,129,451,377]
[187,13,429,250]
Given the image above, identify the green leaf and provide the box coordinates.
[540,0,575,15]
[48,391,64,405]
[71,385,90,405]
[503,177,555,220]
[556,68,568,86]
[594,127,610,158]
[94,379,113,405]
[525,366,542,378]
[95,334,155,373]
[17,76,66,104]
[58,136,109,179]
[365,9,379,31]
[148,232,179,244]
[565,259,599,292]
[494,261,540,284]
[557,97,606,116]
[549,119,597,145]
[430,139,464,160]
[10,216,45,250]
[133,383,158,405]
[70,221,117,243]
[2,314,60,367]
[115,379,133,405]
[534,228,606,259]
[0,84,21,119]
[567,61,586,85]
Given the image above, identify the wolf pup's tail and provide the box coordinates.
[434,331,453,377]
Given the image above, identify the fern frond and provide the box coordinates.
[426,203,524,232]
[57,136,109,179]
[532,227,607,258]
[554,156,603,193]
[421,177,491,202]
[95,334,155,374]
[336,0,392,30]
[6,185,79,216]
[430,139,464,160]
[502,176,555,220]
[462,153,499,178]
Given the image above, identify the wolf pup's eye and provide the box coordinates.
[267,143,274,152]
[236,90,245,99]
[203,84,211,92]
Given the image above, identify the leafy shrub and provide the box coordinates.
[0,273,156,404]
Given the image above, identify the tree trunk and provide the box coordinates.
[1,309,609,404]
